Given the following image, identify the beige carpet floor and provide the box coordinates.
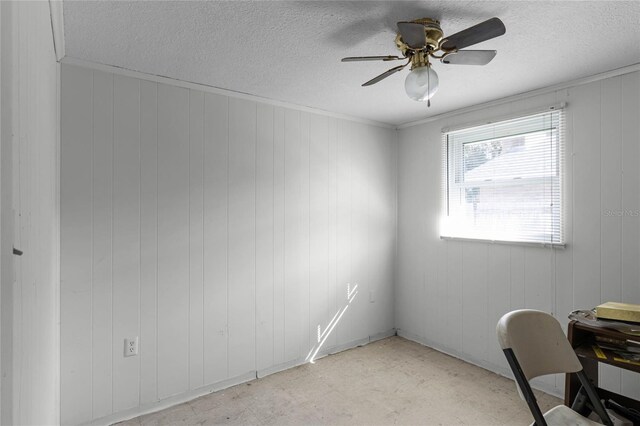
[117,336,561,425]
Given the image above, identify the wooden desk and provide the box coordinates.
[565,320,640,411]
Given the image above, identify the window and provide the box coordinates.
[441,107,565,246]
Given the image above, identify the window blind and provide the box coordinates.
[441,107,565,246]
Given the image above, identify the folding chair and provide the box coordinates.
[497,309,613,426]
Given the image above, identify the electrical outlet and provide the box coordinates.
[124,337,138,357]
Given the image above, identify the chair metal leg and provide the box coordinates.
[576,370,613,426]
[502,349,614,426]
[503,349,547,426]
[569,384,595,418]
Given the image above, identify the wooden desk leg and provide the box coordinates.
[565,323,599,407]
[565,371,579,406]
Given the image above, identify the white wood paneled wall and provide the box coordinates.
[60,63,396,425]
[396,71,640,398]
[0,2,59,425]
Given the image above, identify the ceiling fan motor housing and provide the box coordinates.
[414,18,444,50]
[396,17,443,54]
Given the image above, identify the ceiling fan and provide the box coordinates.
[342,17,506,106]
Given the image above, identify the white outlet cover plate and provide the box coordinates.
[124,337,138,357]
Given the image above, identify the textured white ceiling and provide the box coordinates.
[63,1,640,125]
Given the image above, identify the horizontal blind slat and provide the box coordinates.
[441,109,565,245]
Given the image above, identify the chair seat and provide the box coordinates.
[529,405,603,426]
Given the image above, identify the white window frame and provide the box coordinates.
[440,104,566,247]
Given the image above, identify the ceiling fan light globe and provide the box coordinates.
[404,66,439,102]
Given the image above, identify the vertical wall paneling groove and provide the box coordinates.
[256,104,275,372]
[462,243,487,360]
[309,114,329,359]
[60,63,397,424]
[554,87,574,328]
[600,77,623,305]
[272,106,286,368]
[422,120,443,346]
[227,98,257,377]
[345,121,357,345]
[599,76,623,391]
[283,109,301,362]
[326,118,338,352]
[526,247,556,391]
[381,126,397,334]
[299,112,311,360]
[203,92,229,385]
[285,108,300,362]
[509,246,525,310]
[91,70,114,419]
[60,64,93,425]
[335,120,351,347]
[157,83,190,399]
[350,125,367,342]
[396,71,640,398]
[395,125,416,337]
[486,244,510,367]
[139,80,158,404]
[572,81,602,311]
[446,241,463,352]
[189,89,205,390]
[112,74,141,411]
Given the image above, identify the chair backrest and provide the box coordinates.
[497,309,582,380]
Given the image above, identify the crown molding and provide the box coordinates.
[60,57,396,130]
[48,0,65,62]
[397,63,640,130]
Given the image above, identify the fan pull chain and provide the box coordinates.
[427,66,431,108]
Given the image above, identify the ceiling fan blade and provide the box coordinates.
[397,22,426,49]
[362,63,408,86]
[441,50,497,65]
[441,17,505,51]
[342,56,403,62]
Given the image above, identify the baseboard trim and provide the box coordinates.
[87,371,255,426]
[370,328,397,342]
[395,330,562,399]
[257,358,301,379]
[328,337,370,354]
[258,329,396,376]
[90,330,396,425]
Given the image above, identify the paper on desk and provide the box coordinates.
[613,357,640,366]
[569,310,640,336]
[591,345,607,359]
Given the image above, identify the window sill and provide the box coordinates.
[439,235,566,249]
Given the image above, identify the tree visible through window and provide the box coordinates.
[441,108,565,245]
